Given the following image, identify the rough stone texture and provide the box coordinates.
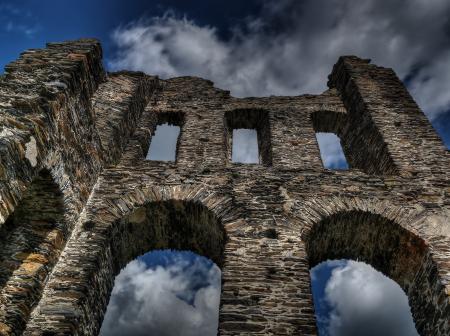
[0,40,448,335]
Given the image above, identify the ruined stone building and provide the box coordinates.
[0,39,448,335]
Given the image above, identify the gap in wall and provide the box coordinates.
[315,132,349,170]
[100,250,221,336]
[232,128,259,163]
[146,123,181,161]
[310,259,418,336]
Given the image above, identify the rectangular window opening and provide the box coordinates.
[225,109,272,166]
[232,128,260,164]
[315,132,349,170]
[146,122,181,162]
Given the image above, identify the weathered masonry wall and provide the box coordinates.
[0,39,448,336]
[0,40,157,335]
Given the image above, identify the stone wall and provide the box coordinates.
[0,39,448,335]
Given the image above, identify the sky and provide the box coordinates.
[100,251,221,336]
[1,0,448,150]
[232,129,260,163]
[1,0,448,335]
[146,123,180,161]
[311,261,418,336]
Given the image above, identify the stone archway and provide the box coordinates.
[90,199,227,335]
[302,209,449,335]
[109,199,227,272]
[22,183,237,336]
[96,199,227,335]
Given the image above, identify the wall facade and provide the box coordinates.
[0,39,448,335]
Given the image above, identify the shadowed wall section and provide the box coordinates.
[0,39,158,335]
[110,200,226,271]
[0,170,65,335]
[311,110,397,174]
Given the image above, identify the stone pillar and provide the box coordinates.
[92,71,159,165]
[0,39,106,226]
[328,56,449,176]
[220,233,317,335]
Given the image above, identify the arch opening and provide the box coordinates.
[0,169,66,334]
[100,249,221,336]
[310,259,418,336]
[97,199,227,335]
[304,210,447,336]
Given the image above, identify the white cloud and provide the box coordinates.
[324,261,418,336]
[100,255,221,336]
[109,0,450,121]
[110,15,229,82]
[409,49,450,119]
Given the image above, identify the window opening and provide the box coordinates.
[232,128,259,163]
[315,132,349,169]
[225,109,272,165]
[146,123,180,161]
[311,260,418,336]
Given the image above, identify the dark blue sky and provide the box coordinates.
[0,0,261,71]
[1,0,448,147]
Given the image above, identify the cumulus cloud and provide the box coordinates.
[100,253,221,336]
[323,261,418,336]
[109,0,450,121]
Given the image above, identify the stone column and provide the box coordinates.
[328,56,449,176]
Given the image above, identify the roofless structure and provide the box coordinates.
[0,39,448,335]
